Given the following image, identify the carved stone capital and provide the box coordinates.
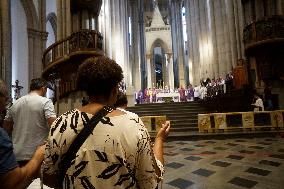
[27,28,48,40]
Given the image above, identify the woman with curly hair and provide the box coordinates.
[43,56,170,189]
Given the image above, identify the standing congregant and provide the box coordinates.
[0,79,45,189]
[3,78,56,166]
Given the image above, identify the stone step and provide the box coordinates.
[135,102,200,106]
[170,122,198,128]
[127,102,206,134]
[127,108,206,113]
[170,127,199,132]
[134,112,201,118]
[170,119,198,124]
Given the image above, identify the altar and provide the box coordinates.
[156,92,180,102]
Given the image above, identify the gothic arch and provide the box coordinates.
[20,0,39,30]
[149,38,170,54]
[46,12,57,39]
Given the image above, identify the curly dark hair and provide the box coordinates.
[76,56,124,97]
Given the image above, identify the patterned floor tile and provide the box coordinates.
[245,167,271,176]
[165,162,185,169]
[167,178,194,189]
[265,138,278,141]
[205,141,216,144]
[235,139,247,142]
[164,152,179,156]
[211,161,231,167]
[226,143,238,146]
[228,177,258,188]
[194,144,206,147]
[164,145,175,148]
[269,154,284,160]
[226,155,244,160]
[185,156,202,161]
[180,147,194,151]
[248,146,265,149]
[278,149,284,153]
[259,160,281,167]
[214,146,228,150]
[201,151,216,155]
[239,150,255,154]
[192,168,215,177]
[258,142,272,145]
[176,142,187,145]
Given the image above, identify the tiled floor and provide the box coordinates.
[162,137,284,189]
[28,137,284,189]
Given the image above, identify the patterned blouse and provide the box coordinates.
[43,109,164,189]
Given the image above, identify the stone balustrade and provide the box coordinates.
[140,116,167,135]
[198,110,284,132]
[243,16,284,50]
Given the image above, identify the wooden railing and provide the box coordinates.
[43,29,103,70]
[243,16,284,49]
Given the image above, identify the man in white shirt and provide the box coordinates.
[3,78,56,166]
[251,94,264,111]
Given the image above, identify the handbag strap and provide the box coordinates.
[58,106,114,183]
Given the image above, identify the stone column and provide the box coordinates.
[226,0,238,68]
[169,0,185,87]
[146,54,152,88]
[27,29,48,80]
[236,0,245,59]
[193,0,201,83]
[66,0,71,36]
[221,0,232,74]
[0,0,12,89]
[166,53,174,89]
[210,0,219,78]
[276,0,283,15]
[129,0,141,91]
[138,0,147,90]
[56,0,62,40]
[184,0,199,85]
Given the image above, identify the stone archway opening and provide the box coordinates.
[150,38,169,89]
[153,46,165,88]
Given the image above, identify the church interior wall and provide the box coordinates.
[46,21,55,48]
[11,0,29,96]
[32,0,39,18]
[46,0,56,17]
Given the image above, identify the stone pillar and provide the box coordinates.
[226,0,238,68]
[27,29,48,80]
[146,54,152,88]
[138,0,147,90]
[193,0,202,83]
[56,0,71,40]
[276,0,283,15]
[56,0,62,40]
[184,0,199,85]
[169,0,185,87]
[207,0,219,79]
[0,0,12,90]
[129,0,141,91]
[66,0,71,36]
[236,0,245,59]
[99,0,133,92]
[220,0,232,74]
[166,53,174,89]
